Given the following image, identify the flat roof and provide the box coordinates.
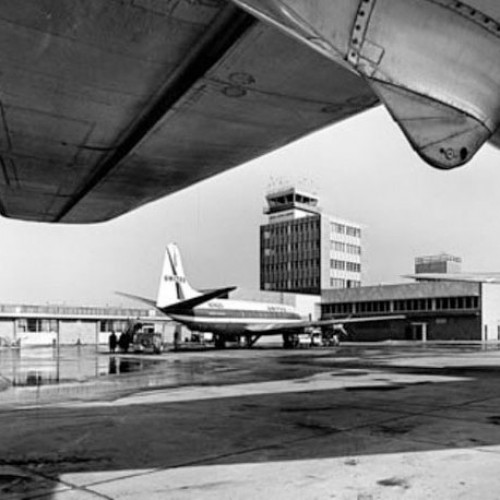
[266,187,318,201]
[321,281,481,303]
[415,253,462,264]
[0,303,169,321]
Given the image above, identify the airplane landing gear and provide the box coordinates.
[244,334,261,348]
[214,335,226,349]
[282,333,299,349]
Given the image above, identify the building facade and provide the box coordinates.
[321,281,500,342]
[260,188,362,295]
[0,303,172,346]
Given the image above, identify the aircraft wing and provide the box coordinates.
[0,1,377,223]
[245,315,405,334]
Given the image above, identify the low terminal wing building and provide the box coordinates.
[0,304,172,347]
[321,279,500,342]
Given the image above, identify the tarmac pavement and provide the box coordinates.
[2,343,500,499]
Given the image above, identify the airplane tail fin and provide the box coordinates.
[156,243,200,308]
[118,243,237,314]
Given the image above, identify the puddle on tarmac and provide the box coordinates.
[0,346,242,391]
[0,346,164,387]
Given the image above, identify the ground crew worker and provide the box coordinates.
[109,331,117,353]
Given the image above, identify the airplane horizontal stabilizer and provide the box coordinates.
[160,286,237,313]
[115,291,157,308]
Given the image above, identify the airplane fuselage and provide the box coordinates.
[168,298,302,335]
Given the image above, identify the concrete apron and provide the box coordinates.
[3,348,500,499]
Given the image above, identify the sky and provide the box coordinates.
[1,105,500,307]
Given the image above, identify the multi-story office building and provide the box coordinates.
[260,188,362,295]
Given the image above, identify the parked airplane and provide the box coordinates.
[119,244,404,349]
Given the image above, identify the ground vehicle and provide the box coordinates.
[297,332,323,348]
[131,324,163,354]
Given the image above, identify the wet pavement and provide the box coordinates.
[2,343,500,498]
[0,346,166,388]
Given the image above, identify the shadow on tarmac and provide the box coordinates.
[2,348,500,497]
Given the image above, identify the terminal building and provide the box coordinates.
[0,303,172,347]
[321,254,500,342]
[260,188,362,295]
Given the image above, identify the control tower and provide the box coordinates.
[260,187,362,295]
[264,188,321,220]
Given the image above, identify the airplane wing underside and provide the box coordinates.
[0,0,377,223]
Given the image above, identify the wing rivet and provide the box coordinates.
[229,72,255,86]
[222,86,247,98]
[435,0,500,36]
[348,0,376,66]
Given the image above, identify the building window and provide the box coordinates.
[331,260,346,270]
[346,226,361,238]
[346,280,361,288]
[346,244,361,255]
[435,296,478,310]
[333,241,345,252]
[99,320,129,332]
[23,318,58,332]
[330,278,345,288]
[346,262,361,273]
[332,223,345,234]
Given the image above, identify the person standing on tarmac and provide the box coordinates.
[109,331,117,353]
[118,332,131,353]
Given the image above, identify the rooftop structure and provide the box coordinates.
[264,187,320,218]
[415,253,462,274]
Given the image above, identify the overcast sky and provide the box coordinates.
[1,105,499,307]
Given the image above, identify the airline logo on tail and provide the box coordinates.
[117,243,236,314]
[153,243,236,313]
[167,243,186,300]
[170,246,179,268]
[164,276,187,284]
